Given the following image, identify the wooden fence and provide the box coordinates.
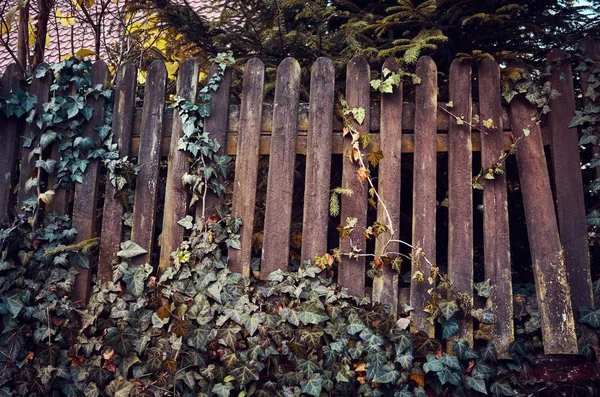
[0,42,596,360]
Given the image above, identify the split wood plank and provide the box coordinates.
[478,59,514,358]
[372,58,402,316]
[97,62,137,282]
[0,64,22,224]
[547,49,593,311]
[159,59,199,272]
[339,56,370,296]
[71,61,109,304]
[410,56,437,337]
[130,60,167,265]
[17,63,52,207]
[580,37,600,180]
[228,58,265,277]
[301,58,335,264]
[447,59,474,346]
[508,80,578,355]
[200,63,233,220]
[261,58,301,276]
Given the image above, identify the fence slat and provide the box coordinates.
[301,58,335,264]
[548,49,593,312]
[97,62,137,282]
[339,56,370,296]
[580,37,600,181]
[508,83,578,355]
[372,58,401,316]
[71,61,109,304]
[0,64,23,224]
[201,63,233,220]
[159,59,199,272]
[17,63,52,207]
[131,61,167,265]
[229,58,265,277]
[478,59,513,358]
[411,56,437,336]
[448,59,473,346]
[261,58,301,275]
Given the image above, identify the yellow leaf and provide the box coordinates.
[85,0,95,7]
[28,24,36,46]
[75,48,97,58]
[137,70,146,85]
[165,61,179,79]
[155,38,167,51]
[38,190,55,205]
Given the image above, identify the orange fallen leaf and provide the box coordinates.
[410,373,425,387]
[23,351,34,363]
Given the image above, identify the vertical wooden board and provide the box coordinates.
[339,56,370,296]
[261,58,301,276]
[478,59,513,358]
[580,38,600,180]
[301,58,335,264]
[228,58,265,277]
[159,59,199,272]
[97,62,137,282]
[17,63,52,207]
[200,64,233,220]
[509,92,578,355]
[448,59,473,345]
[71,61,110,304]
[411,56,437,336]
[372,58,402,316]
[131,61,167,265]
[0,64,23,224]
[548,49,593,312]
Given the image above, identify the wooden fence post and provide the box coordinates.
[339,56,370,296]
[411,56,437,337]
[372,58,402,316]
[131,60,167,265]
[229,58,265,277]
[478,59,513,358]
[159,58,199,272]
[548,49,593,312]
[448,59,474,346]
[97,62,137,282]
[300,57,335,264]
[261,58,301,275]
[508,78,578,355]
[71,61,109,304]
[0,64,23,224]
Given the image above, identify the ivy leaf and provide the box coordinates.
[231,363,260,388]
[298,311,329,325]
[351,107,365,125]
[465,375,487,394]
[423,354,444,373]
[122,263,152,297]
[347,314,366,335]
[490,380,518,396]
[452,340,479,361]
[5,294,23,318]
[474,279,492,298]
[187,328,216,352]
[105,326,138,356]
[579,307,600,328]
[359,328,384,352]
[117,240,147,258]
[177,215,194,230]
[368,150,384,167]
[480,342,498,363]
[396,351,413,370]
[439,299,459,320]
[218,325,241,349]
[301,373,323,397]
[244,312,265,336]
[279,308,300,326]
[371,363,398,384]
[439,314,460,339]
[395,385,412,397]
[105,377,135,397]
[394,332,412,354]
[212,382,234,397]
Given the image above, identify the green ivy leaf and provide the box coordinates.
[395,351,413,370]
[231,363,260,388]
[105,377,136,397]
[104,326,138,356]
[579,307,600,328]
[474,279,492,298]
[298,311,329,325]
[465,375,487,394]
[439,299,459,320]
[490,380,518,396]
[452,340,479,361]
[212,382,234,397]
[187,328,216,352]
[301,374,323,397]
[117,240,147,258]
[423,355,444,373]
[439,314,460,339]
[218,325,241,349]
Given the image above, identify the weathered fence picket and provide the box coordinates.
[478,59,513,358]
[411,56,437,337]
[0,42,597,355]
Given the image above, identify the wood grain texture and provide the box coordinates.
[509,87,578,355]
[97,62,137,282]
[0,64,23,224]
[130,60,167,265]
[71,61,109,304]
[17,63,52,207]
[228,58,265,277]
[410,56,437,336]
[159,59,199,271]
[339,56,370,296]
[547,49,593,312]
[200,63,233,220]
[580,37,600,180]
[372,58,401,316]
[261,58,301,276]
[478,59,513,358]
[301,58,335,264]
[447,59,473,346]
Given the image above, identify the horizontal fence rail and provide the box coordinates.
[0,46,595,357]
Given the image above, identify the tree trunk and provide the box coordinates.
[32,0,53,68]
[17,2,29,71]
